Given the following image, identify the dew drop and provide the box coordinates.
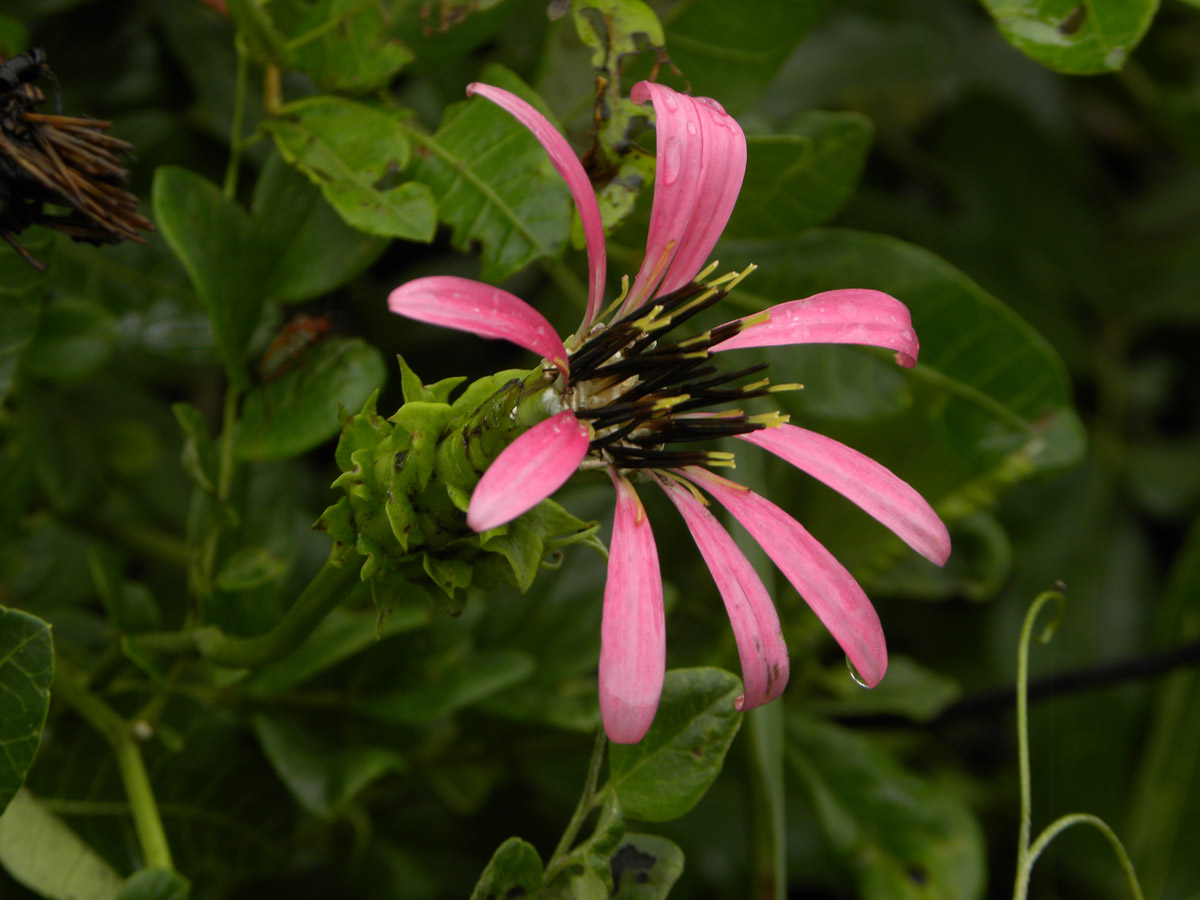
[686,120,697,136]
[846,656,870,688]
[661,136,683,185]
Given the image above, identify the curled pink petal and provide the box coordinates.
[623,83,747,312]
[388,275,570,375]
[467,83,606,330]
[713,289,921,368]
[737,425,950,566]
[657,475,789,710]
[466,410,590,532]
[682,466,887,688]
[600,472,665,744]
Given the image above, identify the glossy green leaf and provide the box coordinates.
[349,649,535,724]
[664,0,830,112]
[725,113,875,239]
[252,714,406,818]
[237,336,387,460]
[115,868,191,900]
[0,232,49,404]
[786,714,985,900]
[262,96,436,241]
[469,837,543,900]
[284,0,414,93]
[980,0,1159,74]
[252,152,389,303]
[606,667,742,822]
[0,608,53,814]
[0,789,123,900]
[610,833,685,899]
[152,166,270,389]
[414,64,572,283]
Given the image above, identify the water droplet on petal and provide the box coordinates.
[661,136,683,185]
[846,656,869,688]
[686,120,697,136]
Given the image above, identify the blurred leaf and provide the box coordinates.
[152,166,270,389]
[283,0,414,92]
[469,837,543,900]
[0,608,53,814]
[252,714,406,818]
[171,403,219,496]
[725,113,874,240]
[237,336,387,460]
[609,833,684,899]
[262,96,436,241]
[349,649,535,724]
[664,0,830,112]
[215,546,288,591]
[252,152,389,303]
[85,548,162,634]
[245,601,432,694]
[786,714,985,900]
[606,667,742,822]
[979,0,1158,74]
[807,656,962,723]
[414,64,572,283]
[227,0,291,64]
[0,232,50,404]
[21,296,117,383]
[115,868,191,900]
[0,789,123,900]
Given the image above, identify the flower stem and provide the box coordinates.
[746,703,786,900]
[548,728,608,868]
[53,657,174,871]
[129,545,362,668]
[1011,588,1145,900]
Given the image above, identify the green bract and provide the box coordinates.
[317,358,603,614]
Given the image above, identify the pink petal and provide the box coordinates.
[713,289,921,368]
[737,425,950,566]
[600,471,666,744]
[682,466,887,688]
[657,475,789,710]
[622,83,747,313]
[466,410,590,532]
[467,83,607,330]
[388,275,569,375]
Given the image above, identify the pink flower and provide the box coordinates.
[389,81,950,744]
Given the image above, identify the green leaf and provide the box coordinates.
[606,667,743,822]
[0,789,123,900]
[284,0,414,93]
[21,296,117,383]
[807,656,962,724]
[574,0,665,69]
[116,868,191,900]
[0,232,49,404]
[414,64,573,282]
[171,403,219,496]
[786,714,985,900]
[0,607,54,814]
[469,837,544,900]
[215,546,288,591]
[252,152,389,303]
[226,0,291,65]
[610,833,685,899]
[152,166,270,388]
[245,601,432,694]
[980,0,1159,74]
[237,336,387,460]
[664,0,830,112]
[252,714,407,818]
[349,649,535,724]
[262,96,436,241]
[725,113,875,239]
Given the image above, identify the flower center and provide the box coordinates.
[561,269,788,472]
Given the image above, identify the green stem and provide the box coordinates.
[129,546,362,668]
[746,703,786,900]
[53,658,174,871]
[1026,814,1145,900]
[70,515,190,568]
[193,384,243,617]
[223,37,249,199]
[549,728,608,865]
